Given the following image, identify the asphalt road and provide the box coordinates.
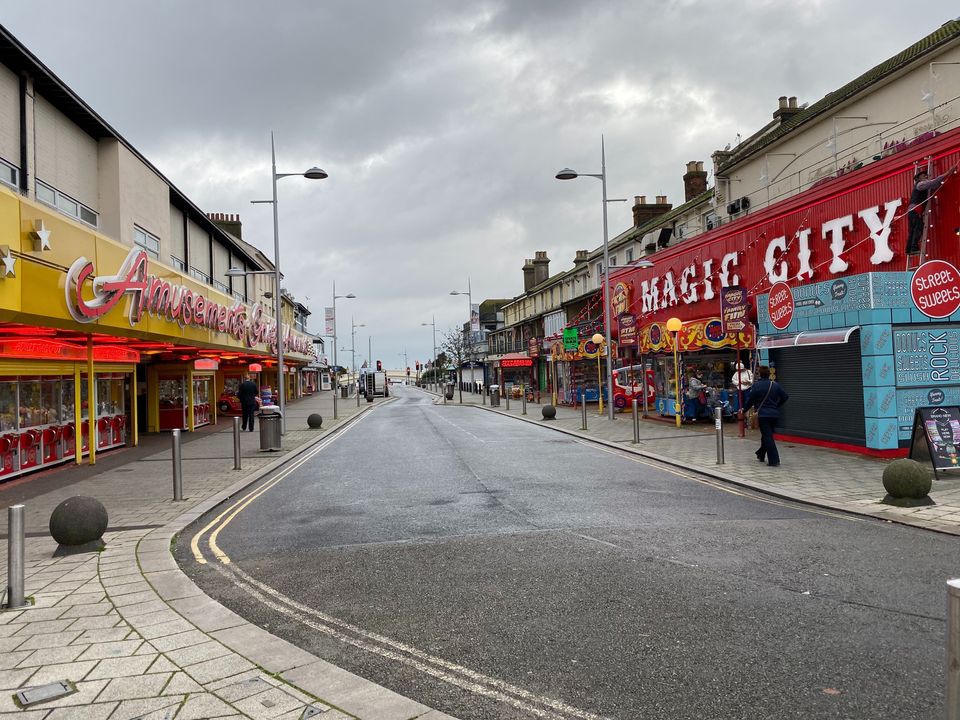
[177,386,960,720]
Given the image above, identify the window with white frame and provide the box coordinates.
[36,180,98,227]
[609,255,617,267]
[133,226,160,259]
[189,267,211,284]
[0,157,18,189]
[625,248,634,263]
[170,256,186,271]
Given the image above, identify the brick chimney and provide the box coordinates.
[632,195,672,228]
[522,259,535,292]
[573,249,589,265]
[682,161,708,202]
[532,251,550,286]
[773,96,802,124]
[207,212,242,239]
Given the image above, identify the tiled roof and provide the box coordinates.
[718,18,960,172]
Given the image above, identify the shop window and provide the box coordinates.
[19,379,61,427]
[134,226,161,259]
[36,179,98,228]
[0,381,16,431]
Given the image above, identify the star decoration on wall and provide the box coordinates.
[0,246,15,278]
[31,219,51,251]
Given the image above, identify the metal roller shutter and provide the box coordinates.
[770,330,865,444]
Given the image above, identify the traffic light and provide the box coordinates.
[415,361,420,371]
[376,360,382,371]
[406,367,411,376]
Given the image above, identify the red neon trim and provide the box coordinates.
[774,432,906,458]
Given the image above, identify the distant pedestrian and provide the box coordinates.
[739,366,788,467]
[237,375,259,432]
[906,167,954,255]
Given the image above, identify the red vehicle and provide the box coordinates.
[612,365,656,411]
[217,392,261,416]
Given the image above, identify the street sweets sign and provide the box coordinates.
[911,260,960,319]
[767,282,795,331]
[64,248,316,356]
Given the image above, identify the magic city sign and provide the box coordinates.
[65,248,315,356]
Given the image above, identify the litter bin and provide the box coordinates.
[445,383,455,400]
[259,405,282,451]
[490,384,500,407]
[341,385,348,399]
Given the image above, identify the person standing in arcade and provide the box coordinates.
[739,366,788,467]
[237,374,259,432]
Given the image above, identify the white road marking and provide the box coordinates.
[217,561,612,720]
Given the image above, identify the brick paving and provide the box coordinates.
[0,390,457,720]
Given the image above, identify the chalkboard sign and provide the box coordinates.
[909,406,960,479]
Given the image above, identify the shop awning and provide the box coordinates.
[757,326,859,349]
[499,353,533,368]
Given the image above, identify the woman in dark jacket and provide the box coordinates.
[739,366,788,467]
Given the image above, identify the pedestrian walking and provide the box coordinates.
[237,374,259,432]
[738,366,788,467]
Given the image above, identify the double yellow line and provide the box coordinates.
[190,425,359,565]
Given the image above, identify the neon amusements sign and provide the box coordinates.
[65,248,315,356]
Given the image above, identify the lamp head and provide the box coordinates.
[345,293,356,299]
[555,168,578,180]
[225,267,247,277]
[635,260,655,269]
[592,333,604,344]
[450,291,461,296]
[666,317,683,333]
[303,167,328,180]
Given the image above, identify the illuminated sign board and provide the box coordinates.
[64,248,315,357]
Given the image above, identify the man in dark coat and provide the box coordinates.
[739,366,788,467]
[237,375,259,432]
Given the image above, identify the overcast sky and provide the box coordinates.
[3,1,958,369]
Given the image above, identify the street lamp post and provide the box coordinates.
[422,316,437,392]
[450,280,475,393]
[351,318,365,404]
[249,132,327,434]
[666,317,683,427]
[331,282,356,420]
[556,136,625,421]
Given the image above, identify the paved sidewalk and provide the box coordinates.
[0,390,456,720]
[434,386,960,535]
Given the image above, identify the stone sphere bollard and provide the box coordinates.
[49,496,108,546]
[307,413,323,429]
[881,458,934,507]
[542,405,557,420]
